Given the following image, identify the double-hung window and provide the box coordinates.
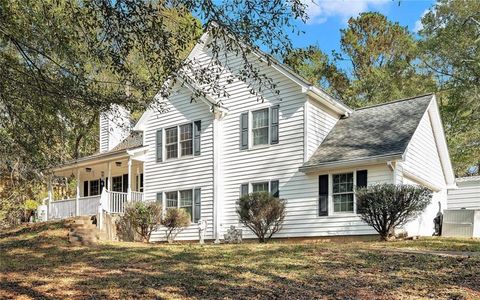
[252,109,269,146]
[240,180,280,198]
[157,121,201,162]
[318,170,368,217]
[332,173,354,213]
[240,105,279,149]
[161,188,201,222]
[89,180,100,196]
[112,176,123,192]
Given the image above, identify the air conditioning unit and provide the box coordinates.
[442,209,480,238]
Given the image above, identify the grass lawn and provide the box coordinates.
[1,221,479,299]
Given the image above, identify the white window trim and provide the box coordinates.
[239,179,275,196]
[161,187,199,223]
[163,121,197,161]
[245,104,275,150]
[329,171,356,216]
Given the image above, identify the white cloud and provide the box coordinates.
[303,0,390,24]
[414,9,430,33]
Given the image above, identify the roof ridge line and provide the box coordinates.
[354,93,434,111]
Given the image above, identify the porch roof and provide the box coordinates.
[51,131,144,172]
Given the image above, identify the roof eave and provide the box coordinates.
[299,153,403,174]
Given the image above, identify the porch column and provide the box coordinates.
[47,176,53,221]
[76,169,80,216]
[127,158,132,201]
[107,161,112,191]
[136,166,140,192]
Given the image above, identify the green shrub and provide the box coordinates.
[356,184,432,241]
[121,201,162,242]
[236,191,286,243]
[161,208,191,243]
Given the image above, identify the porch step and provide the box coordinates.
[67,215,103,246]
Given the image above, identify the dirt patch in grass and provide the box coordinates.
[1,221,479,299]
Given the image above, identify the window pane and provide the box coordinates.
[252,182,269,193]
[252,109,268,128]
[165,191,178,208]
[333,193,354,213]
[181,140,193,156]
[253,127,268,145]
[165,127,178,144]
[180,124,192,141]
[166,144,178,159]
[112,176,123,192]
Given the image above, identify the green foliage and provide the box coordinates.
[356,184,432,241]
[161,208,191,243]
[418,0,480,175]
[284,9,478,175]
[23,199,39,211]
[236,192,286,243]
[121,201,162,243]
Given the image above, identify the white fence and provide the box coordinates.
[109,191,128,213]
[131,191,144,202]
[48,191,143,220]
[49,198,76,219]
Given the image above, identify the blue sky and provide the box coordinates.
[288,0,435,68]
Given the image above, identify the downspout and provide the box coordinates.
[212,107,225,243]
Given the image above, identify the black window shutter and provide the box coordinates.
[156,192,162,204]
[270,180,279,198]
[83,181,89,197]
[105,177,109,191]
[271,105,279,144]
[122,174,128,193]
[319,175,329,216]
[356,170,368,188]
[194,188,201,223]
[156,129,163,162]
[240,183,249,197]
[240,112,249,150]
[194,121,201,156]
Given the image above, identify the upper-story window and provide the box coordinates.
[240,105,279,150]
[252,109,269,146]
[165,127,178,159]
[156,121,201,162]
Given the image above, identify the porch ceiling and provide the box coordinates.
[53,157,143,179]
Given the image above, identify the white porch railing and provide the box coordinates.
[49,198,76,219]
[49,195,101,219]
[78,195,102,216]
[109,191,128,213]
[48,191,143,220]
[131,191,144,202]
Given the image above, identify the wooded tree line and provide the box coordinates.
[0,0,478,225]
[284,0,480,176]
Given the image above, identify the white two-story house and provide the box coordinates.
[49,31,455,241]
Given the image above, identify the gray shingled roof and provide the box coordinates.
[301,94,434,170]
[111,130,143,151]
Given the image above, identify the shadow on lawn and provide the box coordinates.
[1,223,480,299]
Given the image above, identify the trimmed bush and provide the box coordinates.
[356,184,432,241]
[161,208,191,243]
[121,201,162,243]
[236,191,286,243]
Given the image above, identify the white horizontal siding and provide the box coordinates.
[448,185,480,210]
[144,87,215,242]
[403,108,446,189]
[222,162,392,239]
[305,98,339,160]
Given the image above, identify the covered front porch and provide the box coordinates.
[47,147,146,220]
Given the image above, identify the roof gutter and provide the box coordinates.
[299,153,403,174]
[305,87,352,116]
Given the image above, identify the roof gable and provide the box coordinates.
[301,94,434,170]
